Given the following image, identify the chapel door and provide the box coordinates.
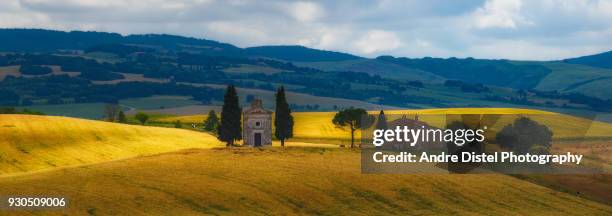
[254,133,262,147]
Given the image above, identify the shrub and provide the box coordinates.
[20,64,52,75]
[135,112,149,125]
[496,117,553,154]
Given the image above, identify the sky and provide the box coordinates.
[1,0,612,60]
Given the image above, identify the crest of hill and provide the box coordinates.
[3,29,612,100]
[294,58,445,82]
[0,29,240,54]
[562,50,612,69]
[0,114,223,174]
[375,55,552,89]
[244,45,362,62]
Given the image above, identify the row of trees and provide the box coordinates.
[103,103,149,125]
[0,107,44,115]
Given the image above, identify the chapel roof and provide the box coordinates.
[244,99,272,115]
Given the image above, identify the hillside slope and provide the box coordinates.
[563,51,612,69]
[245,45,361,62]
[530,61,612,99]
[0,115,223,174]
[295,59,445,82]
[0,148,609,215]
[0,29,240,55]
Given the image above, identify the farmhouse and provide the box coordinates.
[242,99,272,147]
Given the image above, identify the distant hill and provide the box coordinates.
[0,29,241,55]
[295,58,444,82]
[245,45,362,62]
[531,61,612,100]
[375,56,552,89]
[563,51,612,69]
[0,29,362,62]
[2,28,612,103]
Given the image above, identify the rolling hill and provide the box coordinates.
[295,58,445,82]
[0,147,610,215]
[296,56,612,100]
[244,45,362,62]
[530,61,612,99]
[563,51,612,69]
[2,28,612,116]
[0,29,358,61]
[0,114,223,174]
[0,110,610,214]
[0,29,241,55]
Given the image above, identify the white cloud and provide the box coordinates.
[466,39,598,60]
[472,0,531,29]
[0,12,53,28]
[20,0,212,12]
[353,30,402,54]
[0,0,611,60]
[288,1,324,22]
[205,21,270,44]
[292,25,352,50]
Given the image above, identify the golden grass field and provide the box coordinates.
[156,108,612,142]
[0,115,223,174]
[0,147,610,215]
[0,108,610,214]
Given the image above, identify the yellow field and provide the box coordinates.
[0,115,223,174]
[155,108,612,142]
[4,108,609,170]
[0,147,610,215]
[0,112,610,214]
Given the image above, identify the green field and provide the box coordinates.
[223,64,286,74]
[200,85,399,111]
[521,61,612,99]
[298,59,612,100]
[120,95,202,110]
[295,59,445,82]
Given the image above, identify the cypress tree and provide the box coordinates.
[117,111,127,123]
[203,110,219,132]
[376,110,387,130]
[274,86,293,147]
[218,85,242,146]
[174,120,182,128]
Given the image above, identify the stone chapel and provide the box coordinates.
[242,99,272,147]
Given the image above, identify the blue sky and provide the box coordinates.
[1,0,612,60]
